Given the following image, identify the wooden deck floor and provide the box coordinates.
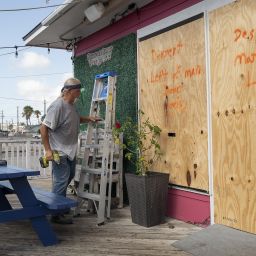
[0,176,202,256]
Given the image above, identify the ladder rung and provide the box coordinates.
[95,71,116,79]
[93,98,106,102]
[81,167,103,175]
[96,121,105,125]
[76,153,85,159]
[78,165,110,172]
[84,144,102,149]
[78,191,101,201]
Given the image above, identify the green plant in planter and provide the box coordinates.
[113,110,162,175]
[113,110,169,227]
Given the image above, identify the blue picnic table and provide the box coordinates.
[0,164,77,246]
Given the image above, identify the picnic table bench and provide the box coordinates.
[0,180,77,211]
[0,163,77,246]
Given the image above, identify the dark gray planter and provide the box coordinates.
[125,172,169,227]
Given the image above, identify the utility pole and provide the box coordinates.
[17,106,19,132]
[0,110,4,131]
[44,99,46,115]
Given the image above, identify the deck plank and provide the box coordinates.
[0,177,201,256]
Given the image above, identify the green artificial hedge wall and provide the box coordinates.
[74,33,138,177]
[74,33,137,128]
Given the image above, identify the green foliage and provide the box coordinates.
[34,110,41,124]
[73,33,137,131]
[22,105,34,126]
[113,110,162,176]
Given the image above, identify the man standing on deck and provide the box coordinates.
[40,77,99,224]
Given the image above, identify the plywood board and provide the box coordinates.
[210,0,256,233]
[138,17,208,191]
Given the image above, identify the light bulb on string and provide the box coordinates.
[15,46,18,58]
[71,56,74,65]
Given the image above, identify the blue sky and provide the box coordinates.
[0,0,73,125]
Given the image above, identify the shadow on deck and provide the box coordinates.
[0,177,201,256]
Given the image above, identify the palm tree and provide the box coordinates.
[34,110,41,124]
[22,105,34,126]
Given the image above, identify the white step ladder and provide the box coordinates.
[75,71,122,225]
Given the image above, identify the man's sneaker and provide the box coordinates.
[51,214,73,224]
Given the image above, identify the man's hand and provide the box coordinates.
[45,149,53,161]
[88,116,102,122]
[80,116,102,123]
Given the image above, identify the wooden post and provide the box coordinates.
[0,142,2,160]
[25,141,31,169]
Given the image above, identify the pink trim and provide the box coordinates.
[166,188,210,226]
[75,0,202,56]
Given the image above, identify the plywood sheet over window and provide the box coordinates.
[138,16,208,191]
[210,0,256,233]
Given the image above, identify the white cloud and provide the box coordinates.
[17,79,61,104]
[17,51,50,69]
[16,72,74,123]
[16,72,73,105]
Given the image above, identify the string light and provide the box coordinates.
[0,39,77,58]
[15,46,18,58]
[0,1,86,57]
[71,56,75,65]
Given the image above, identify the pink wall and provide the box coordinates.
[167,188,210,226]
[75,0,202,56]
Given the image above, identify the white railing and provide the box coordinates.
[0,138,51,176]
